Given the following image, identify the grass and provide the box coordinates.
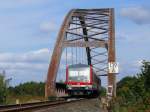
[6,95,45,104]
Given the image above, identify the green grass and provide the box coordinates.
[6,95,45,104]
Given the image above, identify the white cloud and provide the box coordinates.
[0,48,51,73]
[0,62,48,71]
[120,6,150,25]
[40,21,58,33]
[0,48,50,63]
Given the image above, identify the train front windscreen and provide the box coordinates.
[68,67,90,82]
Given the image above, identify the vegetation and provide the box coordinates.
[7,82,45,104]
[100,86,106,97]
[0,75,45,105]
[8,82,45,96]
[114,60,150,111]
[0,73,8,104]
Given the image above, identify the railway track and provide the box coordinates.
[0,98,86,112]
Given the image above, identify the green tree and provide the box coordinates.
[0,73,9,104]
[9,81,45,96]
[116,60,150,111]
[117,76,137,104]
[140,61,150,91]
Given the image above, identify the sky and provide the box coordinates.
[0,0,150,86]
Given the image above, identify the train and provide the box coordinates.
[65,64,101,97]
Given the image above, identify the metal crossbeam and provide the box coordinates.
[63,40,107,48]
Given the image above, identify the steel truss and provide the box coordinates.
[45,9,116,98]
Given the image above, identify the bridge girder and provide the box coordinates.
[45,8,116,98]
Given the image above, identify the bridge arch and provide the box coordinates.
[45,8,116,98]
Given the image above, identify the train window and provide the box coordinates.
[68,68,90,82]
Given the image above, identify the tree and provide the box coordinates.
[116,60,150,110]
[0,73,9,104]
[140,61,150,91]
[9,81,45,96]
[117,76,137,104]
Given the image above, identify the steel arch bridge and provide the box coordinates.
[45,8,116,98]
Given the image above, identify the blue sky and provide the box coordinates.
[0,0,150,86]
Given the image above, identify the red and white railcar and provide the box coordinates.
[65,64,101,96]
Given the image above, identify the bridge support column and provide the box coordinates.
[108,8,116,98]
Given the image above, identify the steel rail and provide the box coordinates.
[0,99,87,112]
[0,99,63,108]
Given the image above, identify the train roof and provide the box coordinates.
[68,64,90,69]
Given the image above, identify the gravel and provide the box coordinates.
[34,98,107,112]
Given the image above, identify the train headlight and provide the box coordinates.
[68,87,72,89]
[67,86,72,90]
[85,86,89,89]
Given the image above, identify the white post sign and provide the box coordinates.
[108,62,119,73]
[107,85,113,100]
